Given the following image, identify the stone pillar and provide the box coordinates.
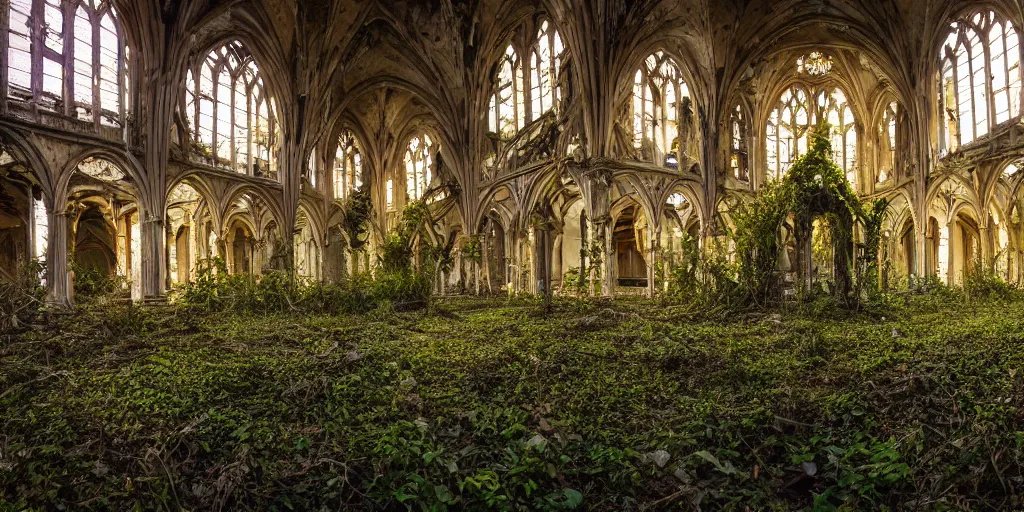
[551,231,563,290]
[481,232,492,294]
[647,224,660,298]
[946,218,956,285]
[252,238,264,276]
[979,224,992,270]
[578,168,613,297]
[600,216,614,297]
[164,220,174,289]
[224,229,235,274]
[46,210,72,307]
[139,214,166,301]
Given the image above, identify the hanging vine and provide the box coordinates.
[729,124,873,306]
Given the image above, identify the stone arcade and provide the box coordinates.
[0,0,1022,304]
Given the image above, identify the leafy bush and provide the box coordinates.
[178,256,432,315]
[663,236,743,312]
[369,268,433,311]
[559,266,588,296]
[963,258,1020,301]
[71,263,128,300]
[731,180,791,305]
[381,200,429,273]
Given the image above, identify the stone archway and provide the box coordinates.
[612,205,648,289]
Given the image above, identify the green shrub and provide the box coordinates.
[71,263,127,300]
[559,266,588,296]
[963,258,1019,301]
[177,257,433,315]
[663,236,743,312]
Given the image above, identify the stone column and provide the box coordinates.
[946,218,956,285]
[46,210,72,307]
[165,220,174,289]
[603,217,615,296]
[252,238,264,276]
[551,230,563,291]
[574,166,612,297]
[481,232,491,294]
[139,213,166,301]
[647,224,660,298]
[979,224,992,270]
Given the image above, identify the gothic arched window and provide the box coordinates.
[405,135,434,201]
[729,104,748,182]
[489,45,525,138]
[633,51,689,167]
[6,0,125,126]
[878,102,898,183]
[530,20,564,120]
[766,87,810,179]
[184,41,279,179]
[939,11,1021,153]
[334,131,363,199]
[818,88,857,189]
[766,84,858,184]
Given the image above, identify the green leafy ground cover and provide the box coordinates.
[2,295,1023,511]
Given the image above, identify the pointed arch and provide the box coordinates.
[182,40,280,179]
[490,44,526,138]
[938,10,1022,153]
[632,51,690,167]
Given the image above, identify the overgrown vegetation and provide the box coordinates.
[173,199,437,315]
[176,255,431,316]
[338,186,373,251]
[663,235,744,314]
[71,263,128,300]
[2,290,1023,510]
[665,126,893,311]
[5,126,1023,510]
[0,260,45,331]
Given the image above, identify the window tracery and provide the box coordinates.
[489,23,564,141]
[633,51,689,167]
[818,88,857,189]
[878,102,898,183]
[797,52,833,76]
[766,85,858,185]
[6,0,125,125]
[766,87,809,179]
[939,11,1021,153]
[183,41,279,179]
[334,131,363,200]
[529,21,563,120]
[729,104,748,182]
[489,46,525,138]
[405,135,434,201]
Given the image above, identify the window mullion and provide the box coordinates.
[192,69,200,144]
[116,22,123,125]
[952,53,961,146]
[61,0,72,116]
[246,84,253,175]
[985,38,996,131]
[211,64,219,161]
[229,73,236,170]
[90,9,99,127]
[30,0,43,102]
[1019,29,1024,118]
